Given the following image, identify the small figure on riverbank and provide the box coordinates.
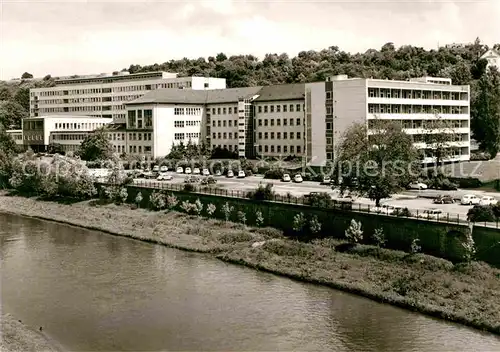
[39,326,42,331]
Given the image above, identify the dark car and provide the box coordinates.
[200,176,217,185]
[433,195,454,204]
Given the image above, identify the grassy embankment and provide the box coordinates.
[1,314,60,352]
[0,192,499,335]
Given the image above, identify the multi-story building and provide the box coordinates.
[5,130,23,146]
[124,75,470,165]
[22,115,112,152]
[29,71,226,123]
[480,49,500,70]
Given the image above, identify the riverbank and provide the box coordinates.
[1,314,60,352]
[0,192,499,336]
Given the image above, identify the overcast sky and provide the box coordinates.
[1,0,499,80]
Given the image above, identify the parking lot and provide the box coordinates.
[128,170,500,220]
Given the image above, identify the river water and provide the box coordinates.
[1,213,499,351]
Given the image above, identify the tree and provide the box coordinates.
[336,119,420,207]
[471,67,500,157]
[0,101,27,129]
[47,143,64,154]
[14,87,30,111]
[21,72,33,79]
[0,87,12,101]
[76,130,114,161]
[422,114,458,165]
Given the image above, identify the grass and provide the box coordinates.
[1,314,60,352]
[0,191,499,337]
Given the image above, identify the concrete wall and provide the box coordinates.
[306,82,327,166]
[115,184,499,267]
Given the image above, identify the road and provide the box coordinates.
[129,172,500,220]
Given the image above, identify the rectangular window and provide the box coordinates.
[223,107,227,114]
[283,119,287,126]
[271,132,275,139]
[264,106,268,113]
[326,92,332,99]
[283,105,287,112]
[270,119,274,126]
[276,105,281,113]
[290,146,294,153]
[128,110,136,128]
[258,132,262,139]
[217,108,221,114]
[283,132,287,139]
[296,104,301,112]
[264,132,268,139]
[270,105,274,113]
[297,132,301,139]
[290,118,294,126]
[290,132,294,139]
[277,119,281,126]
[277,132,281,139]
[290,104,294,112]
[228,107,232,114]
[258,106,262,113]
[264,119,268,126]
[296,118,301,126]
[297,146,301,153]
[144,109,152,127]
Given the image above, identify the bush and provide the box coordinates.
[449,177,483,189]
[467,205,496,222]
[263,168,285,179]
[118,187,128,204]
[206,203,216,216]
[410,238,421,254]
[247,183,274,201]
[221,202,234,221]
[149,191,166,210]
[135,192,143,207]
[183,183,195,192]
[372,228,386,247]
[309,215,321,234]
[395,207,412,217]
[303,192,332,208]
[255,210,264,227]
[237,210,247,225]
[345,219,363,244]
[292,213,306,233]
[193,199,203,215]
[166,193,178,210]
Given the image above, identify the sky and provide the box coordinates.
[1,0,499,80]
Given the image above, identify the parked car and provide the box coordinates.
[461,194,480,205]
[159,165,168,172]
[418,208,443,219]
[152,165,160,172]
[409,182,428,190]
[193,167,201,174]
[237,170,246,178]
[143,171,154,179]
[176,167,183,173]
[433,195,454,204]
[226,170,234,178]
[184,167,192,174]
[372,204,396,215]
[479,196,499,206]
[282,174,291,182]
[293,174,303,183]
[320,176,332,185]
[184,176,198,183]
[157,173,173,181]
[200,176,217,185]
[202,168,210,176]
[215,170,222,176]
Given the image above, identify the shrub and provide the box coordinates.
[309,215,321,234]
[166,193,178,210]
[221,202,234,221]
[395,207,412,217]
[462,231,476,263]
[193,198,203,215]
[247,183,274,201]
[372,228,386,247]
[255,210,264,227]
[492,203,500,218]
[345,219,363,244]
[149,191,166,210]
[467,205,496,222]
[263,168,285,179]
[183,183,195,192]
[292,213,306,233]
[135,192,143,207]
[118,187,128,204]
[180,200,194,214]
[304,192,332,208]
[237,210,247,225]
[206,203,216,216]
[410,238,421,254]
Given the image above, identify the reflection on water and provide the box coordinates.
[1,213,499,351]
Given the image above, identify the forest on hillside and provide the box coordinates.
[1,39,499,155]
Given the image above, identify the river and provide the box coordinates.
[1,213,499,351]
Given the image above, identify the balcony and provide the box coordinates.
[367,97,469,106]
[367,113,469,120]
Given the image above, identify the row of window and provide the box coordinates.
[257,131,302,140]
[212,132,239,139]
[258,118,302,127]
[368,119,469,129]
[51,134,87,141]
[174,133,201,140]
[368,104,468,114]
[210,106,239,115]
[257,144,303,154]
[257,103,302,114]
[367,88,467,100]
[24,134,43,141]
[129,145,152,154]
[174,120,201,128]
[23,121,43,130]
[128,132,152,141]
[54,122,107,130]
[174,107,202,116]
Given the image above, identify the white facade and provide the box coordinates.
[5,130,23,146]
[124,104,205,158]
[480,49,500,70]
[207,103,241,153]
[22,115,112,152]
[29,72,226,123]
